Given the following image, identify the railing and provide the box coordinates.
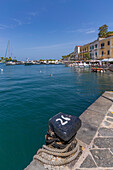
[100,46,104,49]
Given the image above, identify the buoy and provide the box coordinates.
[50,74,52,77]
[0,68,3,72]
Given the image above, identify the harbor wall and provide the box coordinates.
[25,91,113,170]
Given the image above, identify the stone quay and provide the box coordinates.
[25,91,113,170]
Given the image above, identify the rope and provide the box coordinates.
[34,138,80,166]
[42,140,75,153]
[37,143,79,157]
[34,145,79,166]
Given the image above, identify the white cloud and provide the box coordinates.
[12,18,22,25]
[86,30,96,34]
[26,40,94,50]
[77,28,96,34]
[26,42,75,50]
[28,12,37,17]
[65,28,96,34]
[0,24,9,30]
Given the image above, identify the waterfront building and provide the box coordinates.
[69,52,78,61]
[63,52,75,62]
[99,36,113,59]
[63,34,113,62]
[74,46,81,60]
[78,43,89,60]
[89,40,99,60]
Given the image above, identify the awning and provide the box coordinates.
[101,58,113,62]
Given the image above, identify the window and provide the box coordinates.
[102,51,104,56]
[107,41,110,45]
[95,52,97,57]
[92,45,94,49]
[107,50,110,55]
[95,44,97,48]
[101,43,105,48]
[90,46,92,50]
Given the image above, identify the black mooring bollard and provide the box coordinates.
[34,112,82,166]
[45,112,81,149]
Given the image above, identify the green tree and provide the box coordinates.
[1,57,4,60]
[12,59,17,62]
[62,54,70,60]
[84,53,90,60]
[98,24,108,38]
[4,57,8,61]
[106,31,113,36]
[8,57,12,61]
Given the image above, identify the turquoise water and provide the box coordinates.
[0,64,113,170]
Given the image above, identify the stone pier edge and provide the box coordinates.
[25,91,113,170]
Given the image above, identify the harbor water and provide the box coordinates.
[0,64,113,170]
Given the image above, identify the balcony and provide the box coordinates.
[99,56,104,59]
[100,46,104,49]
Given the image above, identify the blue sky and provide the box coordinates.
[0,0,113,60]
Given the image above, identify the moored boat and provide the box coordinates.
[108,65,113,72]
[24,61,33,65]
[92,67,104,72]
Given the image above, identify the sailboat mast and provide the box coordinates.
[5,40,10,58]
[8,40,10,58]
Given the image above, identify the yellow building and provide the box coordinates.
[99,36,113,59]
[78,43,89,60]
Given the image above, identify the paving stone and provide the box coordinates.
[94,137,113,148]
[76,121,97,145]
[110,148,113,154]
[88,96,112,114]
[102,92,113,101]
[92,144,96,148]
[107,112,113,118]
[80,155,97,168]
[109,104,113,112]
[103,121,111,126]
[107,118,113,122]
[79,109,105,127]
[91,149,113,167]
[98,127,113,136]
[77,108,105,145]
[97,132,101,136]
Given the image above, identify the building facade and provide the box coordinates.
[99,36,113,59]
[63,35,113,62]
[74,46,81,59]
[78,44,89,60]
[89,40,99,60]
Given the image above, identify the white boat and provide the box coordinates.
[79,62,90,68]
[6,61,16,65]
